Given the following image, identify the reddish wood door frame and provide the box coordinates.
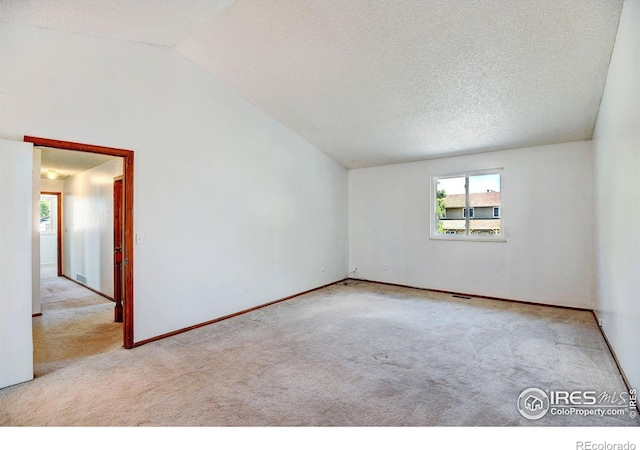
[40,191,63,276]
[113,177,124,323]
[26,136,135,349]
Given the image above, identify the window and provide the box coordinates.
[40,198,52,233]
[432,169,503,240]
[40,195,56,234]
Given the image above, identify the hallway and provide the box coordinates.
[34,264,121,377]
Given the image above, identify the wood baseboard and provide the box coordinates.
[133,279,347,347]
[592,311,639,414]
[350,278,592,312]
[61,275,114,302]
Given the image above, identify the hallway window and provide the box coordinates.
[40,196,54,234]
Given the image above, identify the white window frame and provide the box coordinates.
[430,168,505,242]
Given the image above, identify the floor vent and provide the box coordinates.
[452,294,471,300]
[76,274,87,284]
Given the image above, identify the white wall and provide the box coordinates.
[0,22,348,343]
[41,178,64,193]
[592,0,640,391]
[349,141,594,309]
[63,158,122,297]
[0,139,34,388]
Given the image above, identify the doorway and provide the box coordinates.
[26,136,135,349]
[39,192,62,277]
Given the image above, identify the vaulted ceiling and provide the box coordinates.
[0,0,624,168]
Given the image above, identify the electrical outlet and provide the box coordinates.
[383,264,388,271]
[598,318,603,327]
[136,233,144,244]
[321,267,325,273]
[245,284,250,293]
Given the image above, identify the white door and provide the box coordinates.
[0,139,34,389]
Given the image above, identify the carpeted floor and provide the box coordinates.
[33,264,122,377]
[1,273,638,426]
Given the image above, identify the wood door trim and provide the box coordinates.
[26,136,135,349]
[41,191,62,276]
[113,178,124,323]
[28,137,133,158]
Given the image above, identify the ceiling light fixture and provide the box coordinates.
[47,169,58,180]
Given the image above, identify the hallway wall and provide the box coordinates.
[63,158,123,298]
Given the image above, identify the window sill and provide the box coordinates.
[430,235,506,243]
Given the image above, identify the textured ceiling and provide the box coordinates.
[1,1,624,169]
[39,147,116,179]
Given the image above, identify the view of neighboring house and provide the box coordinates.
[440,191,501,235]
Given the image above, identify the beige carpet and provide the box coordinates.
[1,275,638,426]
[34,264,122,377]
